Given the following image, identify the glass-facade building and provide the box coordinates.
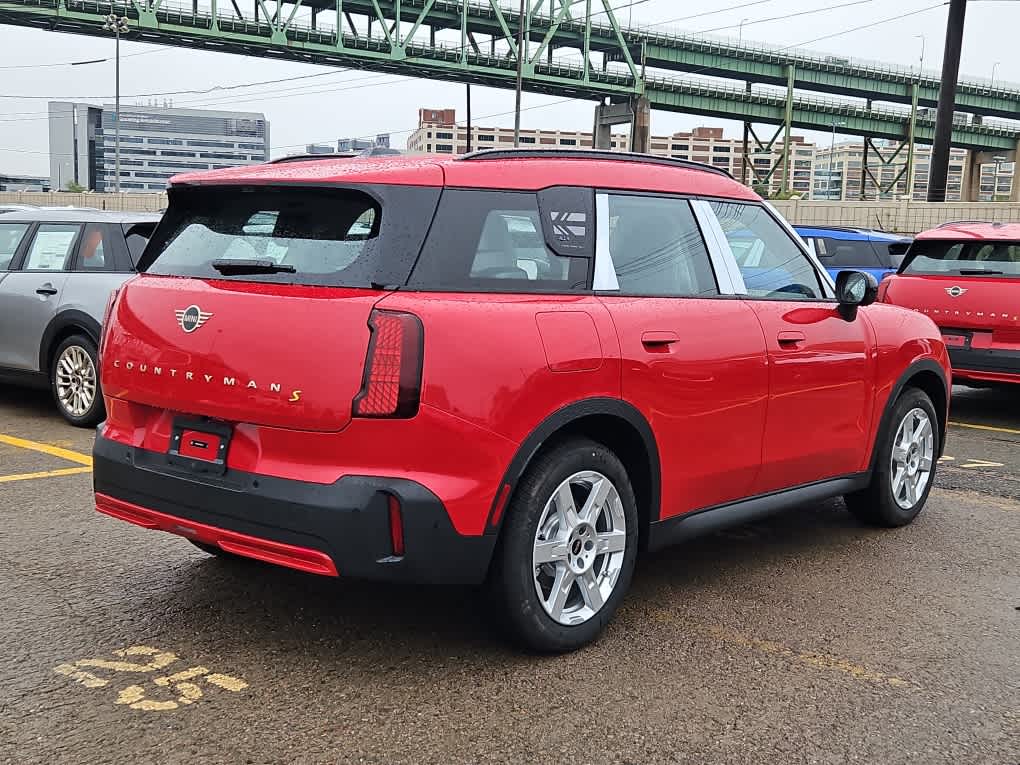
[49,102,269,193]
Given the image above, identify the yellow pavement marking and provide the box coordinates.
[0,433,92,466]
[53,645,248,713]
[959,458,1005,469]
[0,466,92,483]
[698,624,915,689]
[950,421,1020,436]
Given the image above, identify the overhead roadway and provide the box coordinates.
[1,0,1018,153]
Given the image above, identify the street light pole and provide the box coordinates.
[991,61,1001,89]
[738,18,748,44]
[103,13,129,194]
[513,0,526,147]
[828,120,845,200]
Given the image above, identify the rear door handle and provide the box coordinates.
[36,285,58,296]
[777,331,806,347]
[641,331,679,347]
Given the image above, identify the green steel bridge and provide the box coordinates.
[2,0,1019,192]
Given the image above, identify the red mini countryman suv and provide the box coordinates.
[93,150,950,652]
[880,221,1020,386]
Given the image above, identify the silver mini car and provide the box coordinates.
[0,208,160,426]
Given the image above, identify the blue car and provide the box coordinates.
[794,226,912,282]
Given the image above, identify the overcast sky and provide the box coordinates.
[1,0,1018,176]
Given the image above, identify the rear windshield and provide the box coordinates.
[901,240,1020,277]
[140,186,439,287]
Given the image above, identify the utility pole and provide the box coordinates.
[466,84,473,153]
[927,0,967,202]
[513,0,526,147]
[103,13,129,194]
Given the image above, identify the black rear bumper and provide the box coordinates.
[949,347,1020,376]
[92,433,496,585]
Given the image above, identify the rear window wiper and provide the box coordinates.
[211,259,297,275]
[958,268,1005,275]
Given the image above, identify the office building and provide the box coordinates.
[407,110,817,198]
[306,135,392,155]
[49,102,270,192]
[0,173,51,192]
[814,140,975,201]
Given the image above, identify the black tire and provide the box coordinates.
[845,387,939,527]
[49,334,105,428]
[488,438,639,653]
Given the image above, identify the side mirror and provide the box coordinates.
[835,270,879,321]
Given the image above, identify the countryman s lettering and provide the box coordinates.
[93,150,950,652]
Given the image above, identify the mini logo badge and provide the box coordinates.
[175,305,212,333]
[945,286,968,298]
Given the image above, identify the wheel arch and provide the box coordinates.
[869,358,949,472]
[39,311,102,375]
[487,398,661,551]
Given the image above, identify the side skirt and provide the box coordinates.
[646,474,871,552]
[0,365,48,390]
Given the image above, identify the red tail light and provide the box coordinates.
[876,277,892,303]
[352,309,423,418]
[98,287,121,363]
[388,494,405,557]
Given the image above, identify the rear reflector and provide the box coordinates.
[387,494,405,557]
[353,310,423,418]
[95,493,338,577]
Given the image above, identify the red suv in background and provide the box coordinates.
[880,221,1020,386]
[93,150,950,652]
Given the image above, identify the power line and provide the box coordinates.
[0,48,165,70]
[0,1,959,161]
[696,0,877,35]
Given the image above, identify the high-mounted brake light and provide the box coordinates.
[352,309,423,418]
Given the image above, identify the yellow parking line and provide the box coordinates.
[946,420,1020,436]
[0,466,93,484]
[0,433,93,466]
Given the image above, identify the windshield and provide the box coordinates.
[901,239,1020,277]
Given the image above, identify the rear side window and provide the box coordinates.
[141,186,441,288]
[0,223,28,270]
[813,237,881,269]
[407,190,590,292]
[75,224,113,271]
[902,240,1020,276]
[709,202,825,299]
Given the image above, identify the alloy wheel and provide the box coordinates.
[55,345,97,418]
[532,470,627,626]
[890,407,935,510]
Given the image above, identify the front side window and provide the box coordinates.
[709,202,825,299]
[901,240,1020,277]
[603,194,717,297]
[0,223,29,270]
[408,190,589,292]
[24,224,81,271]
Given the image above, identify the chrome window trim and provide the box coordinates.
[593,192,620,291]
[690,199,745,295]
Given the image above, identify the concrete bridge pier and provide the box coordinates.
[593,96,651,153]
[962,142,1020,202]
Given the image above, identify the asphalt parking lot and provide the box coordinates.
[1,386,1017,765]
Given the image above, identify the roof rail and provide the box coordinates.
[457,148,734,179]
[936,219,995,228]
[268,152,359,164]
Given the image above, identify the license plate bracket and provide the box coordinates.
[168,418,232,476]
[942,330,972,350]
